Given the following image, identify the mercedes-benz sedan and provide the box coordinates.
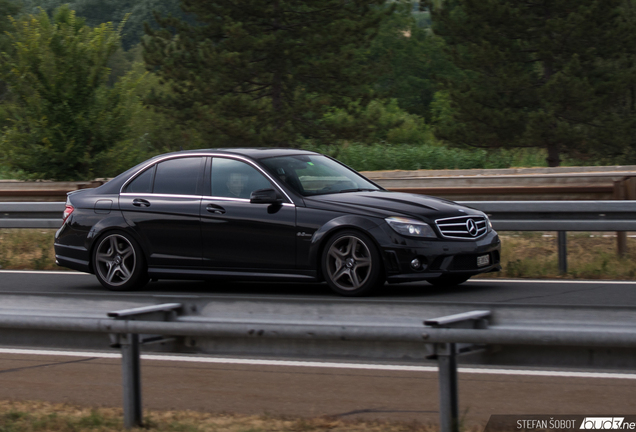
[54,148,501,296]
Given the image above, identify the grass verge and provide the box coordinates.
[0,400,444,432]
[1,229,635,279]
[0,229,58,270]
[489,232,636,279]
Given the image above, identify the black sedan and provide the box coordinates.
[54,148,501,296]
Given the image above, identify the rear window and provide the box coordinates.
[125,165,155,194]
[124,157,205,195]
[154,157,205,195]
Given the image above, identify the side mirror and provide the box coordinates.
[250,188,282,204]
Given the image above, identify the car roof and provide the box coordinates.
[94,148,322,195]
[160,148,320,160]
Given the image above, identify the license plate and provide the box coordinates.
[477,254,490,267]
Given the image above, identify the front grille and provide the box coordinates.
[435,215,488,239]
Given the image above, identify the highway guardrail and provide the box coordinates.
[4,200,636,231]
[1,303,636,431]
[363,165,636,201]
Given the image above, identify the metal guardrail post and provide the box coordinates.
[120,333,142,429]
[424,310,491,432]
[108,303,182,429]
[558,231,567,274]
[436,342,459,432]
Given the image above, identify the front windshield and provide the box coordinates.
[260,154,381,196]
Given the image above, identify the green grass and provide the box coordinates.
[0,400,442,432]
[300,142,592,172]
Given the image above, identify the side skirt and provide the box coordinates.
[147,268,318,282]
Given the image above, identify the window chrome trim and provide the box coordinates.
[119,192,295,207]
[119,152,294,204]
[120,192,203,200]
[202,196,249,203]
[200,196,295,207]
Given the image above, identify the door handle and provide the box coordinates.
[206,204,226,215]
[132,198,151,207]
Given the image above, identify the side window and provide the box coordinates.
[125,165,155,194]
[211,158,273,199]
[153,157,205,196]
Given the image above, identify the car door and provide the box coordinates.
[200,156,296,270]
[120,156,205,268]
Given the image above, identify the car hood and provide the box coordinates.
[303,191,483,222]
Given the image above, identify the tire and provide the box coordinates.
[92,232,149,291]
[427,275,471,287]
[321,230,384,296]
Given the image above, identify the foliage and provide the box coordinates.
[19,0,188,50]
[0,6,145,180]
[320,99,430,145]
[425,0,636,166]
[115,62,207,156]
[0,0,21,113]
[143,0,394,148]
[367,3,456,120]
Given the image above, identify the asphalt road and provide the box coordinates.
[2,271,636,426]
[2,270,636,306]
[1,349,635,426]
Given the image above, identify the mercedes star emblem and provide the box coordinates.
[466,219,478,236]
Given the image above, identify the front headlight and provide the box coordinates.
[385,217,437,238]
[484,214,493,232]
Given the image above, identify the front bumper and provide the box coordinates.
[381,231,501,283]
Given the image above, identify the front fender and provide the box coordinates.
[308,215,388,273]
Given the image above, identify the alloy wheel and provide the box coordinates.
[325,235,373,291]
[95,234,136,287]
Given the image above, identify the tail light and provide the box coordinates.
[62,205,74,224]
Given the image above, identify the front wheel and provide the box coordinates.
[93,232,149,291]
[427,275,471,287]
[321,230,384,296]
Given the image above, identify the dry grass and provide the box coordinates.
[1,229,636,279]
[486,232,636,280]
[0,400,447,432]
[0,229,57,270]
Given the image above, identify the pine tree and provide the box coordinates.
[425,0,636,166]
[143,0,393,147]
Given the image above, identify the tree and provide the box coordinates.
[0,6,141,179]
[20,0,189,50]
[143,0,393,147]
[0,0,21,103]
[367,3,456,121]
[425,0,636,166]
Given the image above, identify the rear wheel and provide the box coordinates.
[322,230,384,296]
[93,232,149,291]
[427,275,471,287]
